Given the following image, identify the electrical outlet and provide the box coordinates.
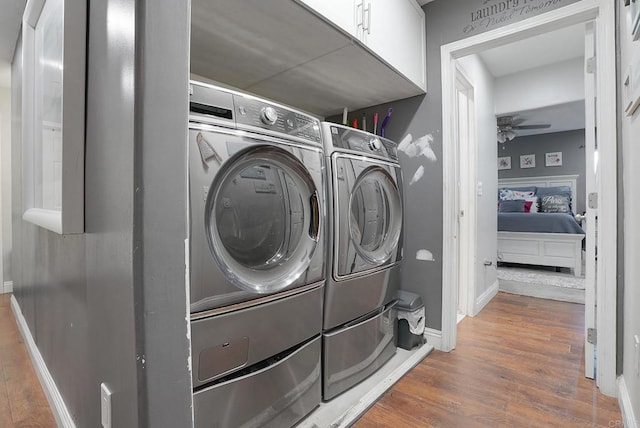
[635,335,640,378]
[101,383,112,428]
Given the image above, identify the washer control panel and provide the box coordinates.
[233,95,321,144]
[327,124,398,161]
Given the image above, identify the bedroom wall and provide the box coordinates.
[618,2,640,423]
[457,54,498,312]
[327,0,581,331]
[497,129,586,214]
[494,58,584,115]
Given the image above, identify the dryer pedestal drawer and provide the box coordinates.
[322,305,397,400]
[194,337,321,428]
[191,285,323,388]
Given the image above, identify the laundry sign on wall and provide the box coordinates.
[464,0,572,34]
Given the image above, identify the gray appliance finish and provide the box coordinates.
[188,81,326,427]
[321,123,404,400]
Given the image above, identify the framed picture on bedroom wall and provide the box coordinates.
[520,154,535,169]
[498,156,511,170]
[545,151,563,167]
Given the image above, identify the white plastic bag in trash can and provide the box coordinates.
[397,308,425,335]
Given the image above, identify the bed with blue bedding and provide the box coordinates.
[497,175,585,276]
[498,212,585,234]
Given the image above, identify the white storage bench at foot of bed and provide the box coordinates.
[497,231,585,277]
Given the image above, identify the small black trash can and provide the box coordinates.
[395,290,425,350]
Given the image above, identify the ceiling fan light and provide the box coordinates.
[497,131,507,144]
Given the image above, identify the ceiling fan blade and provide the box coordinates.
[497,116,513,127]
[511,118,526,126]
[513,124,551,130]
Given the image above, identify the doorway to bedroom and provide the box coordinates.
[441,1,618,397]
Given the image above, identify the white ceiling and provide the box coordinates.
[476,23,586,137]
[0,0,25,87]
[479,23,585,78]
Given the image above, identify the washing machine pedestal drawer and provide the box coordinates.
[322,306,397,401]
[194,336,321,428]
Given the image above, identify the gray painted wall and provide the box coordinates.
[497,129,586,213]
[134,1,192,426]
[329,0,580,330]
[11,0,192,426]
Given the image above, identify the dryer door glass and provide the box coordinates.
[334,160,402,277]
[206,146,321,294]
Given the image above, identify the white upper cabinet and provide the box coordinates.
[363,0,426,90]
[297,0,426,90]
[297,0,358,37]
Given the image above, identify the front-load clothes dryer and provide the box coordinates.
[188,81,326,428]
[321,122,404,400]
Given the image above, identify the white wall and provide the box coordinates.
[619,4,640,425]
[494,58,584,114]
[0,86,10,291]
[457,54,498,314]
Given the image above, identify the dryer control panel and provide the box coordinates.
[324,123,398,162]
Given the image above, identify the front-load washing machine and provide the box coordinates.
[188,81,326,427]
[321,122,404,400]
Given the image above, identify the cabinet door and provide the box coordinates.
[295,0,358,37]
[363,0,426,90]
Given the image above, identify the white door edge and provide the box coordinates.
[440,0,617,396]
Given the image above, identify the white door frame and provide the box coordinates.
[440,0,617,397]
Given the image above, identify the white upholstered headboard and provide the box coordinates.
[498,174,579,213]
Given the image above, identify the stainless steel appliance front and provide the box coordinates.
[321,123,404,400]
[188,81,326,427]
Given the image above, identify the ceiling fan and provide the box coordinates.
[497,115,551,143]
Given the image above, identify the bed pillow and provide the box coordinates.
[523,195,539,213]
[536,186,572,210]
[539,194,571,213]
[498,188,536,201]
[536,185,571,198]
[499,199,526,213]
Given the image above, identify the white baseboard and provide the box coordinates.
[424,327,442,351]
[617,375,639,428]
[473,280,499,316]
[10,296,76,428]
[2,280,13,294]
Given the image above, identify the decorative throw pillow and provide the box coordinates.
[499,199,526,213]
[523,195,539,213]
[540,195,571,213]
[498,188,536,201]
[537,186,572,212]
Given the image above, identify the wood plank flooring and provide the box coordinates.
[355,292,622,428]
[0,294,56,427]
[0,292,622,427]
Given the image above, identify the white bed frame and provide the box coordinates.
[497,175,584,277]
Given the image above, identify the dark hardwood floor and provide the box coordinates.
[0,294,56,427]
[355,292,622,427]
[0,292,622,427]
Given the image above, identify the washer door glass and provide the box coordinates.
[206,146,320,294]
[336,164,402,277]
